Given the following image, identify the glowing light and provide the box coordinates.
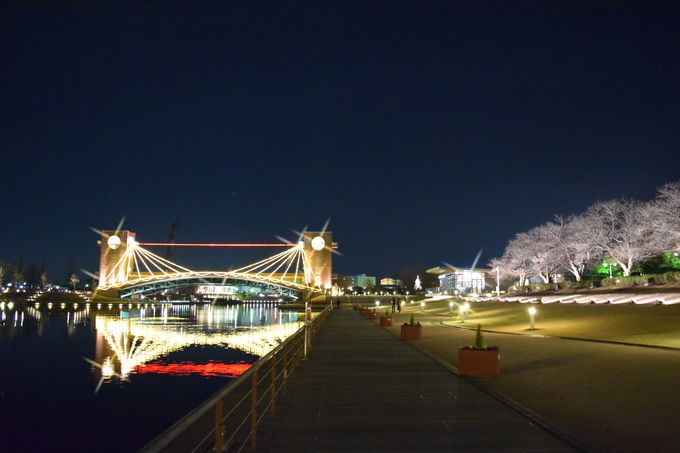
[133,360,251,377]
[98,240,315,292]
[92,314,303,379]
[107,235,121,249]
[311,236,326,251]
[528,306,537,330]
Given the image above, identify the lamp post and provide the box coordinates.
[449,301,454,315]
[528,306,537,330]
[459,303,469,322]
[495,266,500,297]
[420,301,425,312]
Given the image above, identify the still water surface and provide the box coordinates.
[0,302,301,452]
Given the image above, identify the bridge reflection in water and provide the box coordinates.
[92,304,302,383]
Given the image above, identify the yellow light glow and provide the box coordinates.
[311,236,325,251]
[528,307,537,315]
[107,235,121,249]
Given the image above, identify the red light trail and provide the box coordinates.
[138,243,296,247]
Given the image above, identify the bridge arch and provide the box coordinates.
[118,273,307,299]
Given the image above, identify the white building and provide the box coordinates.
[426,266,492,294]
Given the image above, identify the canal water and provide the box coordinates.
[0,301,302,452]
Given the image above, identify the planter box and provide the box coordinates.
[400,324,422,340]
[379,316,393,327]
[368,312,378,320]
[458,348,500,377]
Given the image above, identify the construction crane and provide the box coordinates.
[165,221,179,260]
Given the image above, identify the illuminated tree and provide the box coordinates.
[653,181,680,251]
[580,199,659,276]
[543,215,597,281]
[521,224,563,283]
[495,235,532,286]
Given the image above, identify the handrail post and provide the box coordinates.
[250,369,258,452]
[214,400,223,453]
[304,301,310,359]
[283,352,289,392]
[271,354,277,415]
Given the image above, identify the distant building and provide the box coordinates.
[338,273,376,289]
[379,277,402,287]
[426,266,492,294]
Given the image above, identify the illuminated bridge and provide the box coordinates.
[95,229,337,299]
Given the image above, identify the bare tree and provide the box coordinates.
[653,181,680,251]
[580,199,660,276]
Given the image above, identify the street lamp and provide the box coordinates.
[528,306,537,330]
[420,301,425,312]
[449,301,454,315]
[604,262,617,278]
[459,303,469,322]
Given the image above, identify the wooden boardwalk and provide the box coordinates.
[255,309,576,452]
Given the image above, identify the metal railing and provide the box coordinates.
[139,306,331,453]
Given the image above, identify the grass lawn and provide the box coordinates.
[409,298,680,348]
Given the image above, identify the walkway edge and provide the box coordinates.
[436,320,680,351]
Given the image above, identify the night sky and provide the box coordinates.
[2,1,680,282]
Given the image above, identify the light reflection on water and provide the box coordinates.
[0,301,302,452]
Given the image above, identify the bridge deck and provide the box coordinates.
[255,308,575,452]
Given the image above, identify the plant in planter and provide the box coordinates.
[400,314,422,340]
[379,310,393,327]
[458,324,500,377]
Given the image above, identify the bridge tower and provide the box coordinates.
[98,230,136,288]
[302,231,337,289]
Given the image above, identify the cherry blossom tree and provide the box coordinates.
[653,181,680,251]
[580,199,659,276]
[543,215,598,281]
[492,225,561,285]
[521,224,563,283]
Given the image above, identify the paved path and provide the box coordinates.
[256,309,575,452]
[383,307,680,453]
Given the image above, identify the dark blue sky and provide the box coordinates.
[2,1,679,281]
